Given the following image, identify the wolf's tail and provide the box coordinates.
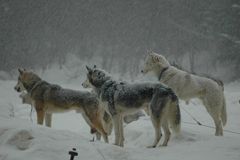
[150,87,181,133]
[168,89,181,133]
[221,95,227,126]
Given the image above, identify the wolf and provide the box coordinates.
[83,65,181,147]
[141,51,227,136]
[14,68,112,142]
[83,79,146,124]
[18,91,111,140]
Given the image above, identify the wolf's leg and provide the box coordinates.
[82,112,103,142]
[144,106,150,116]
[36,109,45,125]
[210,111,223,136]
[35,101,45,125]
[96,119,109,143]
[96,132,101,141]
[45,113,52,127]
[118,115,124,147]
[148,115,162,148]
[101,132,109,143]
[201,98,223,136]
[102,111,113,135]
[105,120,113,135]
[162,120,171,146]
[112,114,122,146]
[92,126,108,143]
[92,119,109,143]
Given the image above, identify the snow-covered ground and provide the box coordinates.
[0,71,240,160]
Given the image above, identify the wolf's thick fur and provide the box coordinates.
[142,52,227,136]
[19,92,32,105]
[14,69,112,142]
[82,78,146,124]
[84,66,181,147]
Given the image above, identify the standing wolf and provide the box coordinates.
[14,68,112,142]
[141,52,227,136]
[84,66,181,147]
[82,79,146,124]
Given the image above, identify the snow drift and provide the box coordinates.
[0,74,240,160]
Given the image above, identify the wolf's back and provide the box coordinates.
[44,86,98,107]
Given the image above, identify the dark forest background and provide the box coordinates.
[0,0,240,81]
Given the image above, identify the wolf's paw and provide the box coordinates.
[161,143,168,147]
[215,132,223,136]
[147,145,156,148]
[113,143,124,147]
[89,137,95,142]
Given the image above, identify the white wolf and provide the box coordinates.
[141,52,226,136]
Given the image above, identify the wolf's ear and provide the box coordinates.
[151,55,160,62]
[152,54,170,67]
[93,65,97,68]
[149,51,155,56]
[146,49,153,55]
[86,65,92,73]
[18,68,24,74]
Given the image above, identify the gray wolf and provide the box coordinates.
[83,65,181,147]
[83,79,146,124]
[14,68,112,142]
[141,52,227,136]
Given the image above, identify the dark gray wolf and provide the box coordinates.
[84,66,181,147]
[141,52,227,136]
[14,68,112,142]
[82,79,146,124]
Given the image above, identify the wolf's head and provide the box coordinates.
[83,65,111,88]
[141,51,170,74]
[14,68,41,92]
[82,77,92,88]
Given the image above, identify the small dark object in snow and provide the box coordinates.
[69,148,78,160]
[90,128,97,134]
